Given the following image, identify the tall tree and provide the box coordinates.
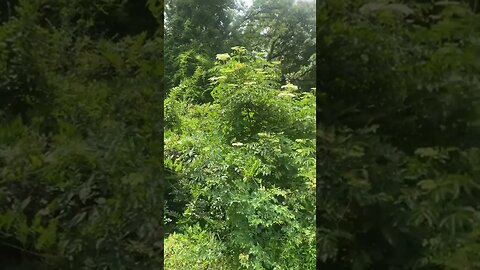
[164,0,236,89]
[234,0,316,90]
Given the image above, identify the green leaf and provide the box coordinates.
[418,179,437,190]
[414,148,439,158]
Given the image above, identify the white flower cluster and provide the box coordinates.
[281,83,299,91]
[216,53,231,61]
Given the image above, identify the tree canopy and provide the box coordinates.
[2,0,480,269]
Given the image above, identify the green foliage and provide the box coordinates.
[0,0,164,269]
[317,0,480,269]
[165,48,315,269]
[168,49,214,103]
[319,0,480,150]
[233,0,316,91]
[164,0,236,90]
[164,1,316,268]
[165,225,229,269]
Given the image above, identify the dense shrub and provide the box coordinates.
[164,48,316,269]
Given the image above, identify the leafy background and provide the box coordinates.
[2,0,480,269]
[0,0,164,269]
[317,0,480,269]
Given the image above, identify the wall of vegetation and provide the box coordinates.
[0,0,164,269]
[164,0,316,269]
[317,0,480,269]
[3,0,480,269]
[165,49,316,269]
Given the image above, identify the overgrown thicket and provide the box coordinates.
[165,49,316,269]
[3,0,480,269]
[318,0,480,269]
[0,1,164,269]
[164,0,316,269]
[164,0,480,268]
